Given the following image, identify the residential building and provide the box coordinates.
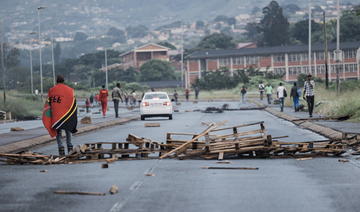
[120,43,170,69]
[185,41,360,87]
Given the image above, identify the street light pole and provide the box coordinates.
[323,11,329,89]
[0,21,6,104]
[181,22,184,88]
[104,48,108,90]
[29,46,34,94]
[51,32,56,85]
[37,6,45,96]
[308,0,312,74]
[335,0,342,95]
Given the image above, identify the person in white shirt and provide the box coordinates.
[277,82,287,112]
[258,82,265,100]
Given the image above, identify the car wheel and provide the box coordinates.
[141,115,145,120]
[169,114,173,120]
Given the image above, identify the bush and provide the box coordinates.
[194,69,249,90]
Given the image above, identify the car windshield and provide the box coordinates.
[144,93,168,100]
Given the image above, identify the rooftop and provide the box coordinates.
[186,41,360,59]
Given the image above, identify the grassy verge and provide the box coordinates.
[0,90,43,120]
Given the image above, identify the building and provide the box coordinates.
[185,41,360,87]
[120,43,170,69]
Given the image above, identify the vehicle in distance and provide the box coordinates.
[140,92,173,120]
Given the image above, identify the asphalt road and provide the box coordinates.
[1,101,360,212]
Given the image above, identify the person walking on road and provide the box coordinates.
[265,84,273,104]
[85,98,91,113]
[185,89,190,101]
[173,90,179,103]
[258,81,265,101]
[240,86,247,103]
[194,86,200,100]
[112,83,123,118]
[277,82,287,112]
[290,82,300,112]
[99,85,108,117]
[42,75,77,156]
[303,74,315,117]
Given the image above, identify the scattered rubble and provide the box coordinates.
[80,116,92,124]
[10,127,24,131]
[1,121,359,165]
[109,185,119,194]
[144,123,160,127]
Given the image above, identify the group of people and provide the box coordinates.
[173,87,200,103]
[257,75,315,117]
[84,84,139,118]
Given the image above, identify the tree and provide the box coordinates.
[259,1,290,46]
[290,20,322,44]
[139,60,175,81]
[195,20,205,30]
[245,22,262,42]
[126,25,149,38]
[107,27,126,43]
[197,33,236,50]
[74,32,88,42]
[54,42,61,64]
[339,10,360,42]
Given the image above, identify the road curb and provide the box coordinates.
[0,116,139,153]
[251,100,344,140]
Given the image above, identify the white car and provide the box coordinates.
[140,92,173,120]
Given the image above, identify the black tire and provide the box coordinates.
[169,114,173,120]
[141,115,145,120]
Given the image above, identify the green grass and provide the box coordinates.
[0,90,43,120]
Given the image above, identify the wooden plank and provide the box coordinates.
[218,152,224,160]
[201,166,259,170]
[160,124,218,159]
[54,191,106,196]
[144,123,160,127]
[210,121,264,132]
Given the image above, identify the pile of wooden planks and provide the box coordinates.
[0,153,65,165]
[160,121,347,159]
[1,122,358,165]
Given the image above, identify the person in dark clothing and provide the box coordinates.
[194,86,200,100]
[112,83,123,118]
[89,94,94,105]
[173,90,179,103]
[290,82,300,112]
[303,74,315,117]
[185,89,190,101]
[240,86,247,103]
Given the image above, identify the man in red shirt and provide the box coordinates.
[99,85,108,117]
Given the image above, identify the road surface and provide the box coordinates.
[1,101,360,212]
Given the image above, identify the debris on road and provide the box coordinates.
[201,166,259,170]
[80,116,92,124]
[109,185,119,194]
[101,163,109,168]
[54,191,106,196]
[296,157,313,161]
[1,121,359,165]
[338,159,349,163]
[144,123,160,127]
[216,160,231,164]
[40,169,48,173]
[145,173,155,176]
[10,127,25,131]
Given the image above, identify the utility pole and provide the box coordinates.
[334,0,342,95]
[104,48,108,90]
[308,0,312,74]
[51,32,56,86]
[323,11,329,89]
[181,22,184,88]
[29,46,34,94]
[29,32,36,94]
[37,6,46,96]
[0,20,6,105]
